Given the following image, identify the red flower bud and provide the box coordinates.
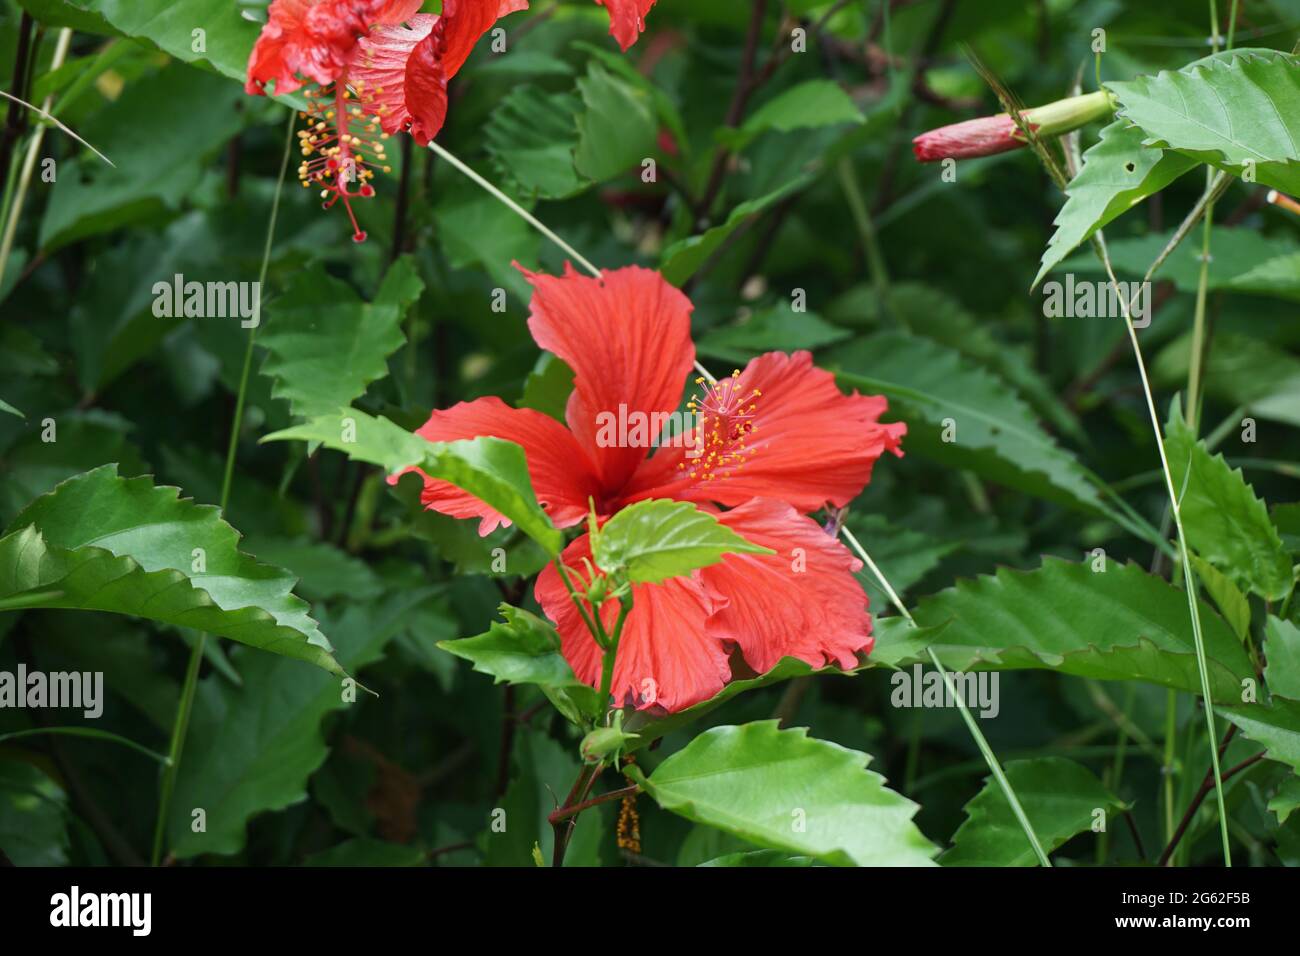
[912,90,1115,163]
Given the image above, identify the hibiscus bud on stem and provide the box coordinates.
[912,89,1115,162]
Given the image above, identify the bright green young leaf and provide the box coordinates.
[628,721,936,866]
[439,604,602,724]
[263,408,563,555]
[942,758,1126,866]
[573,62,657,182]
[1034,120,1196,287]
[1165,402,1292,601]
[0,465,343,676]
[259,258,423,422]
[166,591,428,858]
[1265,616,1300,702]
[720,79,864,149]
[871,557,1253,703]
[591,498,772,584]
[1107,49,1300,193]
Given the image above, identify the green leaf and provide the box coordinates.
[0,760,69,866]
[23,0,261,84]
[695,303,851,364]
[872,557,1254,703]
[1220,698,1300,775]
[1190,555,1251,644]
[0,465,343,676]
[1156,333,1300,427]
[573,62,657,182]
[259,259,423,422]
[0,400,22,418]
[720,79,864,149]
[942,758,1125,866]
[40,62,244,251]
[1034,120,1196,287]
[263,408,562,555]
[241,536,382,604]
[1165,401,1292,601]
[1265,616,1300,702]
[439,604,601,724]
[167,592,427,858]
[659,173,814,286]
[485,86,589,200]
[303,838,426,867]
[591,498,773,584]
[829,332,1131,529]
[1268,777,1300,824]
[628,721,936,866]
[1107,49,1300,193]
[517,354,574,423]
[698,850,815,867]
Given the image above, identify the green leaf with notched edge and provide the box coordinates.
[628,721,936,866]
[870,557,1253,704]
[262,408,562,556]
[942,758,1126,866]
[259,258,423,422]
[0,465,343,676]
[439,605,602,725]
[166,591,429,858]
[1107,49,1300,194]
[830,332,1131,530]
[1190,555,1251,644]
[485,86,589,200]
[1268,778,1300,824]
[1219,698,1300,774]
[591,499,773,584]
[1265,616,1300,702]
[1165,402,1292,601]
[573,62,657,182]
[1034,120,1196,287]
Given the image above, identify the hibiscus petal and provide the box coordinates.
[351,1,527,144]
[396,396,602,535]
[700,499,873,675]
[535,535,730,713]
[594,0,657,51]
[518,263,696,496]
[630,351,905,514]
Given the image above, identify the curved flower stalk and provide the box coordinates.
[912,89,1114,162]
[397,264,905,713]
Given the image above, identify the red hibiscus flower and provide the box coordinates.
[245,0,527,241]
[400,264,905,713]
[594,0,657,51]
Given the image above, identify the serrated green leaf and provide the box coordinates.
[439,604,601,724]
[830,332,1134,531]
[262,408,562,555]
[1107,49,1300,193]
[573,62,657,182]
[1265,616,1300,702]
[1268,777,1300,824]
[167,592,427,858]
[1190,555,1251,643]
[872,557,1254,703]
[1034,120,1196,287]
[629,721,936,866]
[0,465,343,676]
[1166,401,1292,601]
[259,259,423,422]
[485,86,589,200]
[1220,698,1300,774]
[592,499,773,584]
[942,758,1125,866]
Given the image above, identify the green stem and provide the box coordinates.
[839,525,1052,867]
[836,157,896,327]
[598,594,633,707]
[151,108,296,867]
[0,727,171,765]
[1164,688,1178,844]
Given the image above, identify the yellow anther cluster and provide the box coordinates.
[680,368,761,483]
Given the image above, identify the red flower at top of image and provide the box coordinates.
[245,0,527,241]
[396,265,905,713]
[595,0,657,50]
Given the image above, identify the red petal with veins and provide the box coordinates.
[517,263,695,497]
[350,13,438,135]
[393,396,602,535]
[627,350,904,514]
[535,534,730,713]
[701,499,873,675]
[594,0,657,51]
